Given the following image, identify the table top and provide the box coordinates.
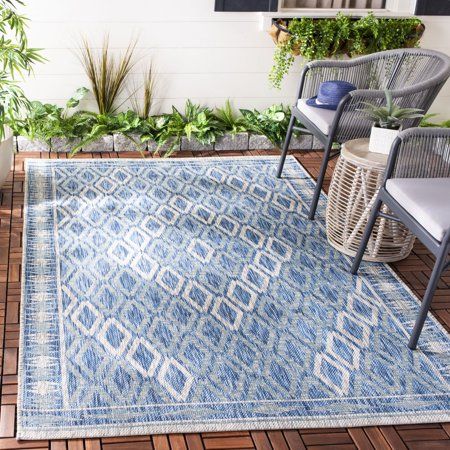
[341,139,389,169]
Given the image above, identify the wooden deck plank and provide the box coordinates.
[282,431,305,450]
[364,427,391,450]
[398,428,449,442]
[84,440,101,450]
[301,432,353,446]
[153,435,171,450]
[66,440,83,450]
[203,437,254,450]
[185,434,204,450]
[103,443,153,450]
[0,440,48,450]
[266,432,288,450]
[250,432,272,450]
[49,442,66,450]
[169,435,188,450]
[347,428,374,450]
[379,426,408,450]
[407,441,450,450]
[0,405,15,438]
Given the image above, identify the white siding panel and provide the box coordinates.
[22,0,240,22]
[18,1,450,118]
[32,48,289,76]
[26,21,269,50]
[23,73,299,104]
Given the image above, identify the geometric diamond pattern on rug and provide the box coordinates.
[18,156,450,440]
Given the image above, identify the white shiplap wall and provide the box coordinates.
[20,0,450,118]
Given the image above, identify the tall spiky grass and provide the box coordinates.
[78,36,138,115]
[130,64,157,119]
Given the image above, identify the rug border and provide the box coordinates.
[17,156,450,440]
[17,157,30,441]
[17,409,450,440]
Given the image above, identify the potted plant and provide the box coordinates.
[269,13,424,89]
[0,0,44,185]
[359,90,424,155]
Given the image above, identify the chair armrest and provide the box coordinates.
[327,88,424,144]
[383,128,450,182]
[337,87,425,123]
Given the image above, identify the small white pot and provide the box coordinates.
[368,126,401,155]
[0,129,14,187]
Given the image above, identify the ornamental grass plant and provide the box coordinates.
[78,35,138,115]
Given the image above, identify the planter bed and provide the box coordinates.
[14,132,319,153]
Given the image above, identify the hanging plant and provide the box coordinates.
[269,12,425,89]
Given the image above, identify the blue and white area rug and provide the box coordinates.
[18,156,450,439]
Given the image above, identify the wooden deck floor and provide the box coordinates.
[0,149,449,450]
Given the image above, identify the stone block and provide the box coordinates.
[289,134,313,150]
[248,134,274,150]
[214,133,249,151]
[51,137,81,153]
[181,136,214,152]
[82,135,114,152]
[113,133,147,152]
[17,136,50,152]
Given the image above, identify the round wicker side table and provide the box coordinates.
[326,138,415,262]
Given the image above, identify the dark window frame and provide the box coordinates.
[415,0,450,16]
[214,0,278,12]
[214,0,450,16]
[280,1,386,9]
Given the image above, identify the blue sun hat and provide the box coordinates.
[306,80,357,110]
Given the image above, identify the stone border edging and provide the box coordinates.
[15,133,324,153]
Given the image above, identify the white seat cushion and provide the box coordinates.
[386,178,450,242]
[297,99,337,135]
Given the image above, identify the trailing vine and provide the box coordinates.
[269,13,424,89]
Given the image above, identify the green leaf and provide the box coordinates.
[384,89,393,113]
[66,87,89,109]
[184,122,193,140]
[197,111,207,125]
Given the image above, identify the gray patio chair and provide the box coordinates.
[277,48,450,220]
[351,128,450,350]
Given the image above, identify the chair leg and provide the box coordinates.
[308,139,333,220]
[276,115,296,179]
[351,198,383,275]
[408,250,448,350]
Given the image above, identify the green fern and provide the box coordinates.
[215,100,246,136]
